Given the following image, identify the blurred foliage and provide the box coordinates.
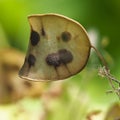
[0,48,45,103]
[105,103,120,120]
[0,0,120,119]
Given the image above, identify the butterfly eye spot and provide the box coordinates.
[61,31,71,42]
[27,54,36,68]
[30,30,40,46]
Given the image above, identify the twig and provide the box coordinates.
[91,45,120,99]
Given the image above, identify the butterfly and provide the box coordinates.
[19,13,91,81]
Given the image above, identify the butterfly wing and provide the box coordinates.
[19,14,91,81]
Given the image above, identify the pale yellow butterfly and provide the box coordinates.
[19,13,92,81]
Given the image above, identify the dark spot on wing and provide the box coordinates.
[46,49,73,67]
[41,27,46,36]
[46,53,61,67]
[28,54,36,68]
[30,30,40,46]
[59,49,73,64]
[61,31,71,42]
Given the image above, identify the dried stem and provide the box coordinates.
[91,45,120,99]
[91,45,108,70]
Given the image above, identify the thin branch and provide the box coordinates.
[91,45,120,99]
